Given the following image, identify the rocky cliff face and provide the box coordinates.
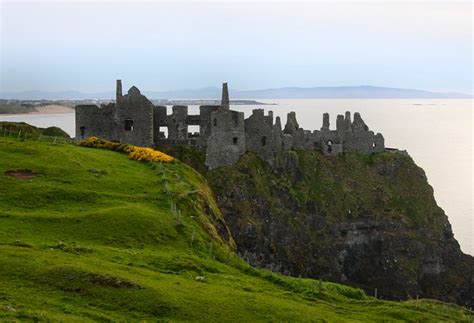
[205,150,473,307]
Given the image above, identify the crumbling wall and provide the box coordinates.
[153,105,167,142]
[116,86,154,147]
[373,133,385,153]
[198,105,220,147]
[167,105,188,141]
[205,109,245,169]
[319,130,340,156]
[245,109,276,165]
[283,111,299,135]
[75,81,387,169]
[273,116,283,152]
[75,104,116,140]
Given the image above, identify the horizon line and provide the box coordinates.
[1,84,472,97]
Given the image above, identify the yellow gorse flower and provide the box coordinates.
[127,146,174,162]
[79,137,174,163]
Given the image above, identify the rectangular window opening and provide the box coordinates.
[79,126,86,138]
[188,125,200,138]
[159,126,168,139]
[124,119,134,131]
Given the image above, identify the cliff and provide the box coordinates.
[3,134,471,320]
[204,150,473,307]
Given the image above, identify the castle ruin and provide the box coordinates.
[76,81,385,169]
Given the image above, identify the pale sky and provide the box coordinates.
[0,1,472,93]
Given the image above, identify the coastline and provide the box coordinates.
[0,105,74,116]
[28,105,74,115]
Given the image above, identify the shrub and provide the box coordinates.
[127,146,174,163]
[323,282,367,300]
[79,137,174,163]
[41,126,70,138]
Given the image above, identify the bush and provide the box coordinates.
[41,126,70,138]
[79,137,174,163]
[323,282,367,300]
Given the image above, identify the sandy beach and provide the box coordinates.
[29,105,74,114]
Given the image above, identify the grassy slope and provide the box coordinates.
[0,137,470,321]
[0,121,70,138]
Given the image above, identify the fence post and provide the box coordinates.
[374,288,378,299]
[191,228,195,246]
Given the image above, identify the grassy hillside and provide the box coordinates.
[0,136,470,321]
[0,121,70,139]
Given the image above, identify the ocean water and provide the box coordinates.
[1,99,472,255]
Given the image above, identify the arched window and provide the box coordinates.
[213,118,217,127]
[261,136,267,146]
[327,140,333,153]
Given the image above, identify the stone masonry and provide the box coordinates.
[76,80,385,169]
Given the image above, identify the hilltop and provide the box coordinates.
[0,133,471,321]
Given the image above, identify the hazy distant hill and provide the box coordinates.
[236,86,472,99]
[1,86,471,100]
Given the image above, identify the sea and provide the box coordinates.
[1,99,472,256]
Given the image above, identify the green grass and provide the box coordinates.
[0,136,470,321]
[0,121,70,139]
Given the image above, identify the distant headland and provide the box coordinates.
[1,85,471,100]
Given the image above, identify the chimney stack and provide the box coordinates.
[116,79,122,104]
[221,82,230,110]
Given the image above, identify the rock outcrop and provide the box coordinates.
[206,150,474,307]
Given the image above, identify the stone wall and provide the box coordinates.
[75,81,155,147]
[153,105,167,142]
[75,104,116,140]
[116,86,154,147]
[167,105,188,141]
[245,109,276,165]
[75,80,387,169]
[205,109,245,169]
[197,105,220,147]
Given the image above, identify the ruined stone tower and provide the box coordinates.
[205,83,245,169]
[76,80,386,169]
